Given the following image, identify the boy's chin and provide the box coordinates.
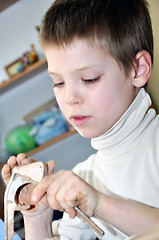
[74,127,102,139]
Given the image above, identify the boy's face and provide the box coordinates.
[45,39,139,138]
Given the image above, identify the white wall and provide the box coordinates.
[0,0,53,81]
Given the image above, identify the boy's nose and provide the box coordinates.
[65,84,82,105]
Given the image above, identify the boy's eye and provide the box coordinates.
[82,76,101,84]
[53,82,64,88]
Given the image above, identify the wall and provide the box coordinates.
[147,0,159,112]
[0,0,53,82]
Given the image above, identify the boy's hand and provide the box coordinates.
[2,153,36,185]
[2,154,55,239]
[17,160,56,209]
[2,153,56,212]
[31,170,100,219]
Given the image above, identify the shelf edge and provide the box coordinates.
[27,130,76,156]
[0,58,47,90]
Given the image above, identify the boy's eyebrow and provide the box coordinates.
[48,64,102,76]
[48,70,64,78]
[75,63,103,72]
[48,71,59,76]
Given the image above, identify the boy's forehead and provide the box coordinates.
[44,38,109,54]
[44,38,111,64]
[44,38,125,78]
[45,40,110,73]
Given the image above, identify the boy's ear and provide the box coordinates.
[133,50,152,87]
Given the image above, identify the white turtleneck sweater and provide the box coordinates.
[54,88,159,240]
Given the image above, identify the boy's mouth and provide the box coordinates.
[70,115,91,126]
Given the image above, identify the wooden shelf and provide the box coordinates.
[0,130,76,169]
[0,58,47,91]
[27,129,76,156]
[0,0,19,12]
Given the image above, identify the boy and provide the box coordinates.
[2,0,159,239]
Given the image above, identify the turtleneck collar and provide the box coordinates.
[91,88,155,152]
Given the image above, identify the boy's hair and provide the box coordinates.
[40,0,153,76]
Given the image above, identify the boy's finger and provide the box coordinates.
[7,156,17,167]
[20,157,36,165]
[17,153,27,161]
[39,194,49,206]
[31,175,55,203]
[1,164,12,184]
[47,160,56,175]
[17,153,36,165]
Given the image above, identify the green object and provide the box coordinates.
[5,125,37,155]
